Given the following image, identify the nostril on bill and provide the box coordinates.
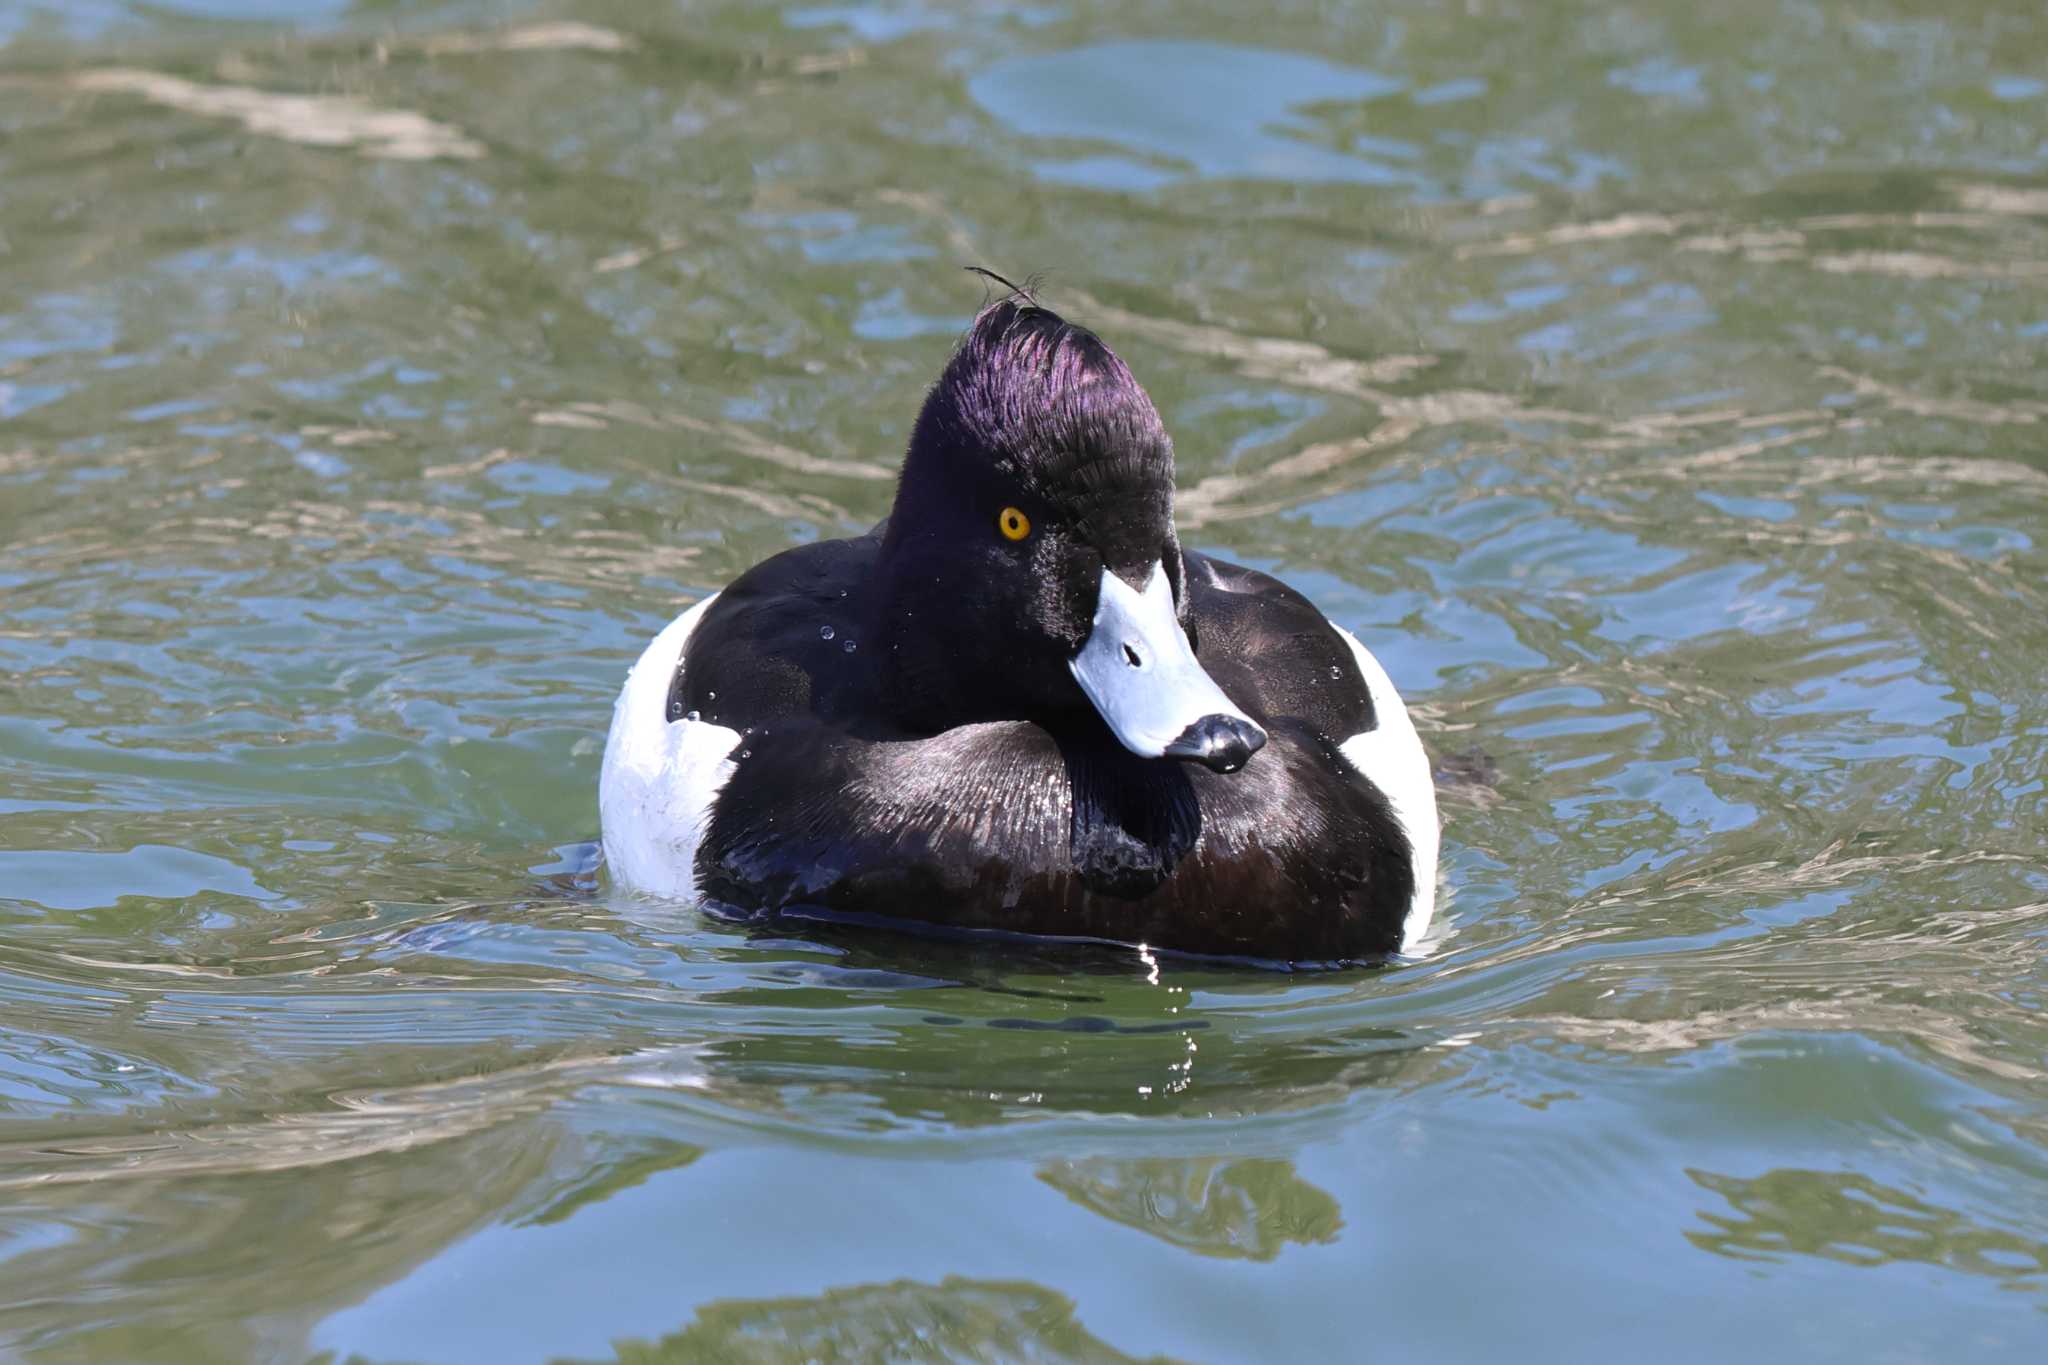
[1123,643,1142,668]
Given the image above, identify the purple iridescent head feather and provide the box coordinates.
[894,290,1177,579]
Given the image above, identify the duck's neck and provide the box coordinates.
[869,531,990,735]
[867,522,1071,737]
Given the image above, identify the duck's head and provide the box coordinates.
[876,291,1266,774]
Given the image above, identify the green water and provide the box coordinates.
[2,1,2046,1359]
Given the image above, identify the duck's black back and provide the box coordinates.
[666,526,890,733]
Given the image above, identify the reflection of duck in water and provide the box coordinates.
[601,283,1438,962]
[1039,1156,1342,1261]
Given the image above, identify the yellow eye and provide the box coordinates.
[998,506,1032,541]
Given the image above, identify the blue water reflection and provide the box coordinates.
[972,40,1413,189]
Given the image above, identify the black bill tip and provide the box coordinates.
[1163,713,1268,774]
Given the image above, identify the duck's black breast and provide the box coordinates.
[666,538,1412,961]
[694,710,1409,960]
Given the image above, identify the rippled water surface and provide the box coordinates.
[3,1,2047,1359]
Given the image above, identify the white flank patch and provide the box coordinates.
[599,594,742,900]
[1331,625,1441,954]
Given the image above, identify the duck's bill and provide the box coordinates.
[1068,562,1268,774]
